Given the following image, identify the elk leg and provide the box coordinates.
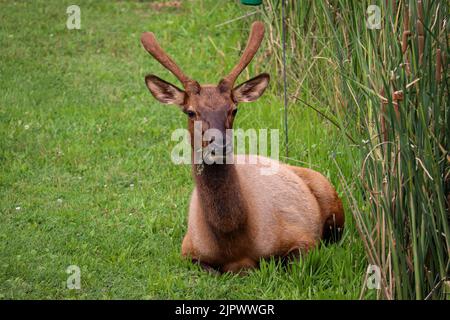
[282,236,317,264]
[181,233,195,258]
[182,233,220,274]
[221,257,257,274]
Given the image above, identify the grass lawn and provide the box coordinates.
[0,0,369,299]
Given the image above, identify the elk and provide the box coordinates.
[140,21,344,273]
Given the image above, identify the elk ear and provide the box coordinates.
[145,74,186,105]
[232,73,270,103]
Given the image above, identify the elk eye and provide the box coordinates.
[186,110,196,118]
[231,109,238,116]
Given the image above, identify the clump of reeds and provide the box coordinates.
[261,0,449,299]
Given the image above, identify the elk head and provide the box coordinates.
[141,21,269,163]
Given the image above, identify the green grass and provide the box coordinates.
[0,0,368,299]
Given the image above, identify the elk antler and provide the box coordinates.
[220,21,265,91]
[141,32,200,93]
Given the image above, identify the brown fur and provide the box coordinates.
[287,166,345,242]
[181,156,344,274]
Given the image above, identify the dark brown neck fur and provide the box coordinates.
[193,163,249,236]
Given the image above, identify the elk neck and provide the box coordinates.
[193,162,250,235]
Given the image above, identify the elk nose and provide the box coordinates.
[211,138,228,157]
[207,135,225,147]
[208,136,215,144]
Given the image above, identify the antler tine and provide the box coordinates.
[141,32,199,92]
[221,21,265,90]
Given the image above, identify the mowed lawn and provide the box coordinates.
[0,0,369,299]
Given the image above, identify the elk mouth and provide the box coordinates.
[202,142,233,164]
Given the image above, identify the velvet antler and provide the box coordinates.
[141,32,200,93]
[219,21,265,91]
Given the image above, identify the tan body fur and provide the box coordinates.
[182,155,344,273]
